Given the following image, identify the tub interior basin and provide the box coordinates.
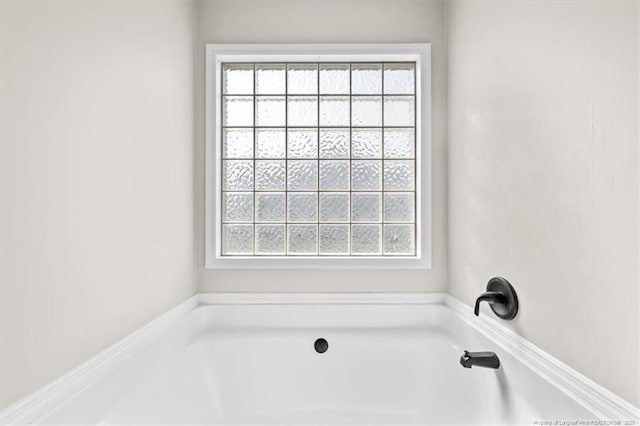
[40,304,597,424]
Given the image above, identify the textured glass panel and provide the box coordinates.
[256,192,285,222]
[256,96,285,126]
[351,225,381,255]
[223,160,253,190]
[384,225,415,255]
[384,160,415,190]
[319,64,350,94]
[288,97,318,126]
[319,193,349,222]
[223,129,253,158]
[256,128,286,158]
[351,193,381,222]
[223,96,253,126]
[319,129,349,159]
[287,160,318,190]
[319,96,349,127]
[319,161,349,190]
[256,160,285,190]
[288,225,317,255]
[223,64,253,95]
[352,64,382,94]
[351,160,382,190]
[222,225,253,255]
[384,96,415,126]
[384,128,414,159]
[219,61,420,259]
[256,129,287,158]
[223,192,253,222]
[383,63,415,94]
[319,225,349,255]
[287,193,317,222]
[256,225,285,255]
[256,64,285,94]
[288,129,318,159]
[287,64,318,94]
[384,193,415,222]
[352,129,382,158]
[352,96,382,126]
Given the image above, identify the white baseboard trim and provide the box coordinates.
[1,292,638,424]
[444,294,640,422]
[0,294,199,425]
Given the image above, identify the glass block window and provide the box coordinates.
[220,62,417,257]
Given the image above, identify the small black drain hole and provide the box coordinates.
[314,338,328,354]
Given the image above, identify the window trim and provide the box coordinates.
[205,43,431,269]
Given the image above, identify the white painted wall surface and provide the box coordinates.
[0,0,196,409]
[447,0,639,407]
[195,0,448,292]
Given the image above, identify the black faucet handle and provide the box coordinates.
[474,277,519,320]
[473,291,507,316]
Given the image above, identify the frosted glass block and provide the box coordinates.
[222,225,253,255]
[223,160,253,190]
[223,129,253,158]
[319,64,349,94]
[256,64,285,94]
[223,96,253,126]
[384,193,415,222]
[287,225,317,255]
[319,225,349,255]
[256,96,285,126]
[223,192,253,222]
[287,193,317,222]
[319,193,349,222]
[352,64,382,94]
[352,96,382,126]
[287,160,318,190]
[351,193,381,222]
[384,63,415,94]
[288,129,318,159]
[256,225,285,255]
[319,129,349,159]
[352,129,382,158]
[384,96,415,126]
[256,160,285,190]
[287,64,318,94]
[319,96,349,126]
[384,160,415,190]
[351,225,381,255]
[288,97,318,126]
[256,128,286,158]
[223,64,253,95]
[319,161,349,190]
[351,160,381,190]
[384,225,415,255]
[256,192,285,222]
[384,128,414,158]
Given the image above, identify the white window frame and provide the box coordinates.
[205,43,431,269]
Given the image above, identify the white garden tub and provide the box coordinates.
[2,294,638,424]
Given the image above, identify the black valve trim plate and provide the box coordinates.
[486,277,518,320]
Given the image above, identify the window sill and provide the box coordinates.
[206,255,431,269]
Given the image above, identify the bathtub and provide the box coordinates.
[2,294,638,424]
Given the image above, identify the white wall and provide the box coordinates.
[196,0,448,292]
[0,0,196,409]
[447,0,639,407]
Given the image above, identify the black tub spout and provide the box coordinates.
[460,350,500,369]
